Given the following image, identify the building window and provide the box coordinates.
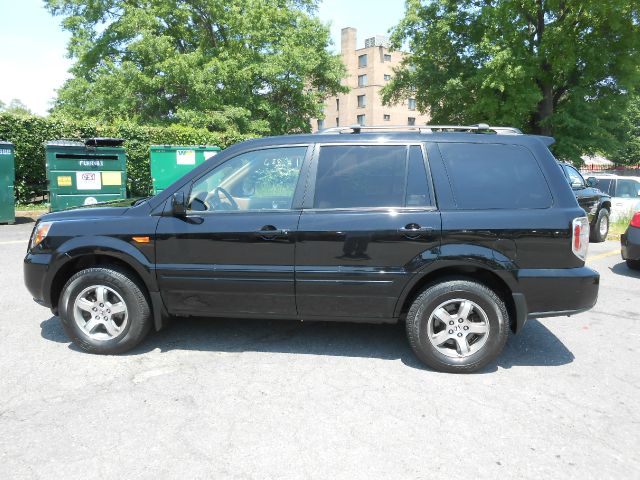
[384,53,392,62]
[357,114,366,126]
[336,98,339,111]
[384,74,391,81]
[317,119,324,130]
[358,74,368,87]
[408,117,416,126]
[336,117,339,127]
[408,98,417,111]
[358,54,368,68]
[383,114,391,122]
[357,95,366,108]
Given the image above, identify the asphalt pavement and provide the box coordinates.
[0,219,638,479]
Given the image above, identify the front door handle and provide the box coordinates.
[254,225,289,239]
[399,224,434,238]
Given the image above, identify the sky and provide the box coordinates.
[0,0,406,117]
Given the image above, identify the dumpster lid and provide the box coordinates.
[0,139,14,145]
[46,138,125,148]
[85,137,124,147]
[46,139,86,147]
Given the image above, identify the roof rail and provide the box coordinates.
[316,124,522,135]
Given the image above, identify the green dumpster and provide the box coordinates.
[150,145,221,195]
[46,138,127,212]
[0,140,15,224]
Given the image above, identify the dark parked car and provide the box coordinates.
[558,162,611,242]
[24,125,600,373]
[621,211,640,270]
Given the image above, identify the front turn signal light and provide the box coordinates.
[30,222,53,249]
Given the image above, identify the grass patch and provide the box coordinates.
[15,202,49,212]
[609,213,633,238]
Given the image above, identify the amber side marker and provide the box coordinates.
[132,236,150,244]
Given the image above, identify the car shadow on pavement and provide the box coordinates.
[40,315,574,372]
[610,261,640,279]
[13,216,37,224]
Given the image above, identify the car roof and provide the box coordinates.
[592,174,640,180]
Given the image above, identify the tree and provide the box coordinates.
[383,0,640,161]
[45,0,346,134]
[0,99,33,116]
[612,93,640,164]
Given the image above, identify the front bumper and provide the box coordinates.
[621,226,640,261]
[24,253,53,308]
[516,266,600,318]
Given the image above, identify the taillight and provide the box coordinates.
[630,212,640,228]
[572,217,589,261]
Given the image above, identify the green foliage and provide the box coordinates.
[383,0,640,162]
[253,157,301,196]
[611,94,640,164]
[44,0,347,134]
[0,113,250,203]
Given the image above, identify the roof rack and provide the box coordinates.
[316,123,522,135]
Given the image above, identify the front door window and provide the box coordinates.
[188,147,307,212]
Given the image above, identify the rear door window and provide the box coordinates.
[439,143,552,209]
[312,145,432,209]
[615,179,640,198]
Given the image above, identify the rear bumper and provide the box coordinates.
[621,227,640,261]
[516,267,599,318]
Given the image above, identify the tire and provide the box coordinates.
[58,266,152,354]
[626,259,640,270]
[590,208,609,243]
[406,279,509,373]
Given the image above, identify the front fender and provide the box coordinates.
[43,235,158,306]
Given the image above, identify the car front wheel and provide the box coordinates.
[58,266,152,354]
[590,208,609,243]
[406,279,509,373]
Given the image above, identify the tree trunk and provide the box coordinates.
[533,83,554,136]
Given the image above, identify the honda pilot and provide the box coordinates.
[24,125,600,373]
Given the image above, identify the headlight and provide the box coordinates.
[30,221,53,250]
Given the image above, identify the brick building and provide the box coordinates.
[312,27,430,131]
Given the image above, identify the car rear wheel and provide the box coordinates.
[626,259,640,270]
[58,266,152,354]
[405,279,509,373]
[590,209,609,243]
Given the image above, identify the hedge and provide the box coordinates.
[0,113,252,203]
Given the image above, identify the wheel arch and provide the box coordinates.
[395,264,520,332]
[49,253,149,314]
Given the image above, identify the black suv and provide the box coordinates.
[24,125,600,373]
[558,162,611,242]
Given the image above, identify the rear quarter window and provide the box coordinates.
[439,143,553,209]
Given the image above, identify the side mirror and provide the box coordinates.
[586,177,597,188]
[571,179,583,189]
[172,192,187,216]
